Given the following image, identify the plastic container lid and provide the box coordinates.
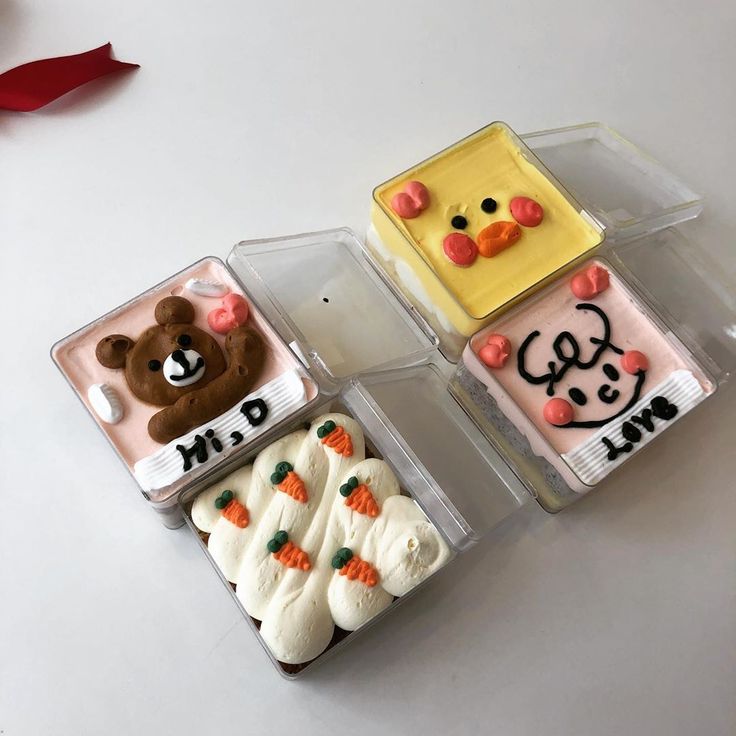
[521,123,703,242]
[228,228,529,547]
[228,228,439,390]
[346,365,529,550]
[607,227,736,383]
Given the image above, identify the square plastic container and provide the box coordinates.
[180,364,528,677]
[222,228,528,550]
[51,257,321,526]
[368,121,605,361]
[450,227,736,511]
[521,123,703,242]
[450,229,736,512]
[52,227,530,677]
[180,231,529,677]
[440,123,736,512]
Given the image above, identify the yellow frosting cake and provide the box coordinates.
[370,123,603,345]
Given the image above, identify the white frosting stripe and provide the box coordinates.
[562,370,708,487]
[258,415,366,663]
[235,430,327,620]
[134,370,307,492]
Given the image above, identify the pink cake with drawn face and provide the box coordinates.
[53,258,315,500]
[464,260,714,489]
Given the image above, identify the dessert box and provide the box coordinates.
[443,124,736,511]
[51,120,735,676]
[52,228,529,677]
[52,257,321,526]
[368,121,606,360]
[451,248,725,511]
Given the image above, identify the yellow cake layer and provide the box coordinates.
[372,123,603,333]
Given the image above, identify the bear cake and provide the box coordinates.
[53,259,314,500]
[190,412,451,670]
[368,122,603,359]
[462,260,714,491]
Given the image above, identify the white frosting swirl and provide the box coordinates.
[190,413,452,664]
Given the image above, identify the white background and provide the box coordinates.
[2,1,735,734]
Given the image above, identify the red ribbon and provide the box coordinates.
[0,43,138,112]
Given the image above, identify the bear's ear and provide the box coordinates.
[155,296,195,326]
[96,334,135,369]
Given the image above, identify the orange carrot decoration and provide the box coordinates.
[339,476,380,516]
[278,472,308,503]
[267,531,311,571]
[316,420,353,457]
[331,547,378,587]
[214,490,249,528]
[270,461,308,503]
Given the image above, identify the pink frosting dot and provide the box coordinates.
[390,180,430,219]
[509,196,544,227]
[207,293,250,334]
[443,232,478,266]
[404,180,430,209]
[620,350,649,374]
[478,333,512,369]
[570,264,610,300]
[543,398,574,426]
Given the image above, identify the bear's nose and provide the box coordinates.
[163,348,206,388]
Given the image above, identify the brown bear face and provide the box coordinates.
[96,296,227,407]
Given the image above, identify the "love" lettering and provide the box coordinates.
[601,395,679,461]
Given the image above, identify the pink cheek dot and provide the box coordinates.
[509,196,544,227]
[443,232,478,266]
[620,350,649,374]
[391,192,420,219]
[543,397,574,426]
[478,333,512,369]
[404,180,430,210]
[390,180,430,219]
[570,264,610,300]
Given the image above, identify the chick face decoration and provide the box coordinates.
[375,123,603,322]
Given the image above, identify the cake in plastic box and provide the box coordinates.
[368,122,603,359]
[462,259,714,491]
[189,412,451,673]
[52,258,315,503]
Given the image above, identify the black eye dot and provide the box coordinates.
[451,214,468,230]
[148,359,162,372]
[481,197,497,213]
[177,334,192,347]
[568,387,587,406]
[603,363,620,381]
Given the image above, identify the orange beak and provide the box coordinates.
[476,221,521,258]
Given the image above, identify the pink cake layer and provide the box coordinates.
[53,258,314,466]
[469,259,714,455]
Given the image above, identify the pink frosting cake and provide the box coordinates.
[53,258,316,500]
[464,259,714,490]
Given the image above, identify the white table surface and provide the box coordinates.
[2,1,735,734]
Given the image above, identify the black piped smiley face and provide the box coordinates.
[515,303,651,429]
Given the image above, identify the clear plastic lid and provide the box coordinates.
[606,228,736,382]
[228,228,439,391]
[347,364,529,549]
[522,123,703,242]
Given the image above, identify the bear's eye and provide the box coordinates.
[177,334,192,347]
[148,359,162,372]
[450,214,468,230]
[481,197,498,213]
